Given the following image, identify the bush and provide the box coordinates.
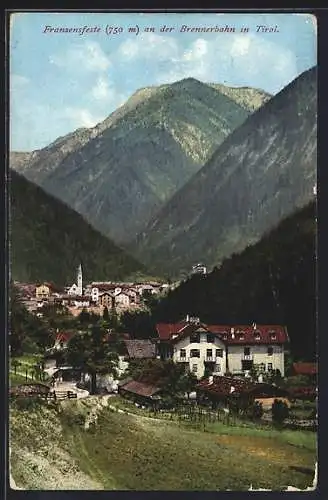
[11,395,45,411]
[60,403,86,427]
[249,401,263,420]
[272,399,289,426]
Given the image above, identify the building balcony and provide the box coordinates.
[177,357,189,362]
[242,355,253,361]
[205,357,215,362]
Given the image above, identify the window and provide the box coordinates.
[254,331,261,340]
[267,347,273,356]
[259,363,265,372]
[216,349,223,358]
[190,349,200,358]
[214,363,221,373]
[242,360,253,371]
[244,347,251,356]
[190,333,200,343]
[206,349,213,358]
[180,349,186,358]
[192,364,198,373]
[267,363,273,371]
[207,333,215,343]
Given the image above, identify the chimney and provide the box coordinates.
[231,327,235,339]
[186,314,190,323]
[253,322,257,330]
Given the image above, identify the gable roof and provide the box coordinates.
[197,376,289,399]
[55,331,75,343]
[208,325,289,345]
[119,379,161,397]
[156,322,189,340]
[292,362,317,376]
[123,339,157,359]
[156,322,288,345]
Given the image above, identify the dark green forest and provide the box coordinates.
[10,170,146,286]
[152,201,316,361]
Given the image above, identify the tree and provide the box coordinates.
[9,285,30,356]
[65,325,119,394]
[103,306,109,321]
[272,399,289,426]
[118,310,157,339]
[11,358,21,375]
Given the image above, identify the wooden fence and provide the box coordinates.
[10,389,77,401]
[151,404,239,428]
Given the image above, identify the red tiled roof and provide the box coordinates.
[156,322,188,340]
[156,322,288,345]
[197,376,255,398]
[119,380,161,397]
[292,362,317,376]
[55,331,75,343]
[208,325,288,345]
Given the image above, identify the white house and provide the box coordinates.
[156,318,289,379]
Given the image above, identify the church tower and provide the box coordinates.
[77,263,83,296]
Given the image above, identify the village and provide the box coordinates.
[10,264,317,431]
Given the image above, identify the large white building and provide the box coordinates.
[156,318,289,379]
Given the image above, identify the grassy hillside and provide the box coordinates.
[10,397,316,491]
[10,170,146,285]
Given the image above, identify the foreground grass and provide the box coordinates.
[9,373,29,386]
[10,396,317,491]
[64,402,316,491]
[109,396,317,452]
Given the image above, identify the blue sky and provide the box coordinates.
[10,12,317,151]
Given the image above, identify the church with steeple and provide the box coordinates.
[67,263,83,296]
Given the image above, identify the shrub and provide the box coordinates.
[11,395,45,412]
[60,403,86,427]
[249,401,263,420]
[272,399,289,426]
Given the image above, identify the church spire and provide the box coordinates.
[77,263,83,296]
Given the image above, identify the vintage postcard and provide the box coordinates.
[8,10,317,492]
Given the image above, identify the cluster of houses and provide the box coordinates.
[14,264,170,317]
[45,315,297,390]
[33,310,316,415]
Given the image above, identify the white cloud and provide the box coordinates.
[230,35,251,57]
[182,38,208,61]
[143,31,298,94]
[90,76,127,108]
[50,41,111,72]
[91,76,111,100]
[63,107,103,128]
[118,33,180,61]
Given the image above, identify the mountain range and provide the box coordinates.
[10,170,146,286]
[11,78,269,245]
[135,67,317,277]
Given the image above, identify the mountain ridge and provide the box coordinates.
[11,77,268,244]
[10,169,146,286]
